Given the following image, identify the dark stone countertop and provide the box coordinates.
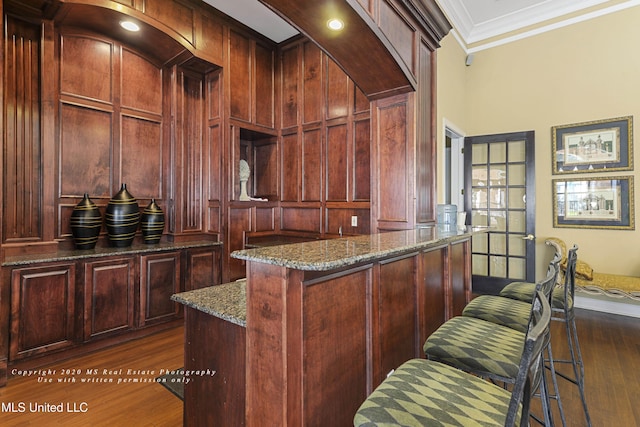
[231,226,488,271]
[2,240,222,267]
[172,279,246,327]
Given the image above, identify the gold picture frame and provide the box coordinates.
[552,116,633,174]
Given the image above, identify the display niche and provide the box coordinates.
[234,127,278,202]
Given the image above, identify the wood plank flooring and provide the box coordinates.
[546,308,640,427]
[0,308,638,426]
[0,327,184,426]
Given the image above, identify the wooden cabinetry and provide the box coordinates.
[9,263,77,361]
[0,243,222,385]
[185,247,222,291]
[83,257,135,341]
[228,29,275,128]
[139,252,181,326]
[241,232,472,426]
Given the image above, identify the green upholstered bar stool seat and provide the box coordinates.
[462,258,559,333]
[353,359,523,427]
[461,295,532,333]
[355,291,551,427]
[423,315,525,381]
[499,282,569,310]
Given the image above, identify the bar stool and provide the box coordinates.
[500,244,591,427]
[423,267,558,426]
[354,291,551,427]
[461,255,565,426]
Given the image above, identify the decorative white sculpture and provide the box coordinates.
[239,159,250,201]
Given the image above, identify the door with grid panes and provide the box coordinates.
[464,131,535,294]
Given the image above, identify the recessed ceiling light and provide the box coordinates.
[120,21,140,32]
[327,18,344,31]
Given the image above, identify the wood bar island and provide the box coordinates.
[174,226,487,426]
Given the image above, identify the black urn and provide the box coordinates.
[105,183,140,247]
[141,199,165,244]
[70,193,102,250]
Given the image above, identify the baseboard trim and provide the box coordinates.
[575,294,640,318]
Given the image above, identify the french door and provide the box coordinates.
[464,131,536,295]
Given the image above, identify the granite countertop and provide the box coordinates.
[172,279,247,327]
[2,240,222,267]
[232,226,489,271]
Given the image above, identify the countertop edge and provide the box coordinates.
[231,227,489,271]
[172,280,247,328]
[3,240,222,267]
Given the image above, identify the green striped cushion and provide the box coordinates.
[423,316,524,381]
[500,283,569,310]
[354,358,522,427]
[499,282,536,303]
[462,295,532,333]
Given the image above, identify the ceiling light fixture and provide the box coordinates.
[120,21,140,32]
[327,18,344,31]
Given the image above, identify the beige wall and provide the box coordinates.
[437,6,640,277]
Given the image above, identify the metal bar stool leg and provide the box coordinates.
[564,311,592,427]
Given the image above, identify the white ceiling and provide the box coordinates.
[436,0,609,44]
[202,0,633,46]
[202,0,297,43]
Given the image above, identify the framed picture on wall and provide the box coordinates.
[552,116,633,174]
[553,176,635,230]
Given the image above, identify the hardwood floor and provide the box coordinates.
[0,308,637,426]
[0,327,184,426]
[535,308,640,427]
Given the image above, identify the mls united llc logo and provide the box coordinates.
[2,401,88,413]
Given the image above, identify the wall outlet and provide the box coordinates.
[351,216,358,227]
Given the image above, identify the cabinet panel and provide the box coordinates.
[326,124,348,201]
[121,116,163,198]
[303,42,322,125]
[139,252,181,325]
[185,247,222,291]
[281,133,300,202]
[10,263,76,360]
[373,94,413,227]
[302,270,369,426]
[450,239,471,317]
[326,59,349,120]
[281,45,299,129]
[84,258,135,341]
[3,17,42,242]
[60,34,113,102]
[420,247,447,340]
[59,104,112,198]
[143,0,196,46]
[353,118,371,201]
[378,255,418,379]
[302,129,321,202]
[228,207,252,280]
[281,207,320,233]
[255,42,274,128]
[121,49,163,114]
[229,30,251,122]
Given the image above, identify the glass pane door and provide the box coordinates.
[465,131,535,294]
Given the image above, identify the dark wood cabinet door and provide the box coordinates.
[185,247,222,291]
[83,257,135,341]
[10,263,77,360]
[377,255,419,380]
[450,239,471,317]
[139,252,181,326]
[420,246,447,340]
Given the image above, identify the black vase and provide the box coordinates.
[105,183,140,247]
[70,193,102,250]
[141,199,165,244]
